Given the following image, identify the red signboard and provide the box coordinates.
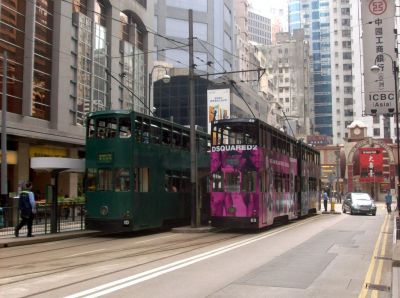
[359,148,384,182]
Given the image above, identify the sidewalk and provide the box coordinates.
[0,229,101,248]
[392,213,400,298]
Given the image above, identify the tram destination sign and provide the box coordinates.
[362,0,396,116]
[97,152,113,163]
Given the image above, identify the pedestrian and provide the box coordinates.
[385,190,392,214]
[323,191,328,212]
[15,181,36,237]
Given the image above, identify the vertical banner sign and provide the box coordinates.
[207,89,230,134]
[362,0,396,116]
[359,148,384,182]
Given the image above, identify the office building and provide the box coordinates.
[0,0,154,197]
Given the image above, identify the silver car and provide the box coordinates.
[342,192,377,216]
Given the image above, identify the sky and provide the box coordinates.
[249,0,289,30]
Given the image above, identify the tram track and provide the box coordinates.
[0,232,243,289]
[0,230,230,264]
[1,216,321,298]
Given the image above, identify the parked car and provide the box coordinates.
[342,192,377,216]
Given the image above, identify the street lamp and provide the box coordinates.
[371,53,400,205]
[148,65,171,115]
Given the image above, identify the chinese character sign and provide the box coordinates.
[359,148,384,182]
[362,0,396,116]
[207,89,230,133]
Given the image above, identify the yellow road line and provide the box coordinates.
[359,215,389,298]
[371,216,390,298]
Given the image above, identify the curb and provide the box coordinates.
[0,230,102,248]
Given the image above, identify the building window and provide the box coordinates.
[75,13,93,125]
[0,0,26,114]
[373,128,380,136]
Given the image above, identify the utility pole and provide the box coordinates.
[1,51,7,207]
[188,9,198,227]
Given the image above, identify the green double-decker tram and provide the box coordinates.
[85,110,210,232]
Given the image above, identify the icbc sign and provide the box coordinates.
[362,0,395,116]
[369,0,387,15]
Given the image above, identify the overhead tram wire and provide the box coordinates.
[229,80,256,118]
[109,44,189,59]
[196,39,227,73]
[59,0,269,69]
[104,68,155,116]
[195,39,260,118]
[58,0,261,117]
[56,0,400,67]
[35,0,189,62]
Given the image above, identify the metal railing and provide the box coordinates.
[0,203,85,237]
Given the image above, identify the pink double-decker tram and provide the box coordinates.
[210,118,320,229]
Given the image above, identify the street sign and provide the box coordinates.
[361,0,396,116]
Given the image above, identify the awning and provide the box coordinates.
[30,157,85,173]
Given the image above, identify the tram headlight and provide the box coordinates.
[99,206,109,216]
[123,210,131,226]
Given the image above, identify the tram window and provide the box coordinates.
[150,123,161,144]
[105,118,117,138]
[115,168,130,192]
[86,168,96,191]
[284,174,290,192]
[88,119,95,139]
[98,168,113,191]
[97,120,106,139]
[198,136,208,153]
[274,173,282,192]
[165,170,180,192]
[295,176,300,192]
[134,117,143,142]
[242,171,256,192]
[182,133,190,150]
[134,167,149,192]
[222,128,230,144]
[181,172,190,193]
[271,135,277,151]
[143,121,150,144]
[172,130,182,147]
[212,171,224,192]
[236,132,244,144]
[226,172,240,192]
[119,118,131,138]
[162,125,172,145]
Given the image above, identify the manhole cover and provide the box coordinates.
[374,256,392,261]
[366,283,391,292]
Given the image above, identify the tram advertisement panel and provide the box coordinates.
[359,148,383,182]
[210,146,298,221]
[210,145,261,217]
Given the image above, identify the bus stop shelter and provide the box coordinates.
[31,157,85,233]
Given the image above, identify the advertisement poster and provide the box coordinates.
[207,89,230,134]
[359,148,384,182]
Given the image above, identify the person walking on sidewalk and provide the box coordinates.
[385,190,392,214]
[15,182,36,237]
[323,191,328,212]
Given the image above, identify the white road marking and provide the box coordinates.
[65,217,318,298]
[65,249,106,258]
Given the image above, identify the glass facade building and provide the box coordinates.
[0,0,153,198]
[289,0,332,137]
